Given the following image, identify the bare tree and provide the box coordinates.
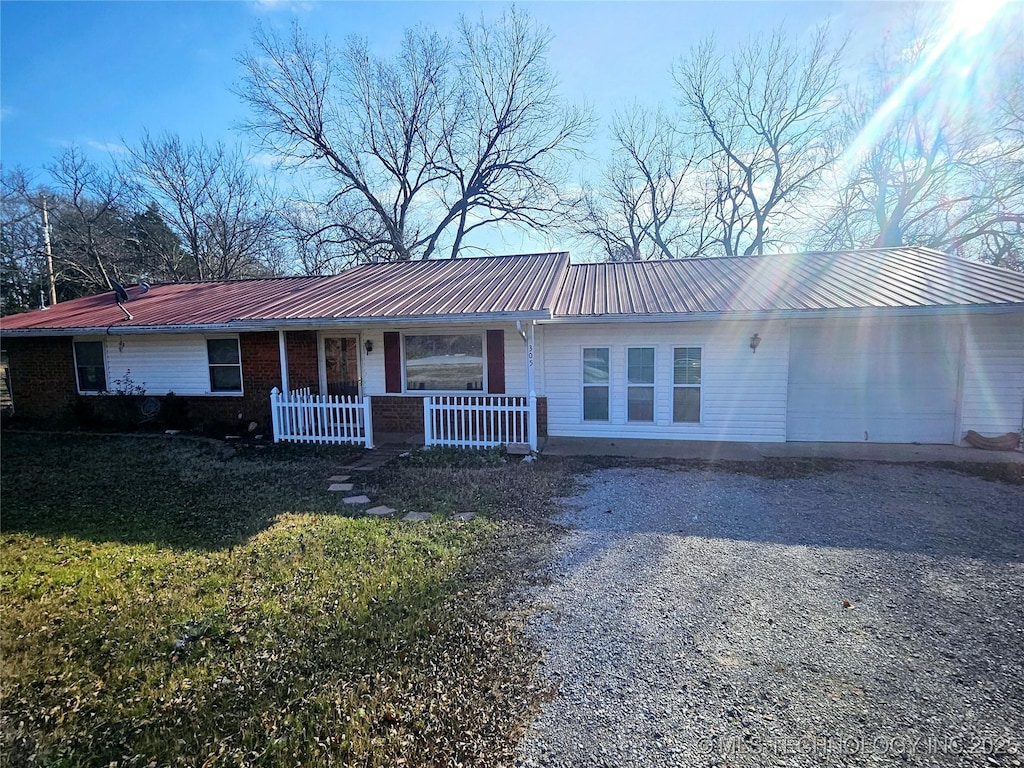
[674,25,845,256]
[237,8,592,262]
[45,147,133,293]
[816,15,1024,270]
[574,105,707,260]
[1,168,46,314]
[2,154,201,313]
[128,133,283,279]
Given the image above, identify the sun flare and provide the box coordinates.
[948,0,1011,37]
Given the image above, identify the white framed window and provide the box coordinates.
[207,338,242,393]
[404,334,484,392]
[627,347,655,422]
[582,347,610,421]
[73,340,107,392]
[673,347,702,423]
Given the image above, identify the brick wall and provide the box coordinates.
[370,395,548,439]
[4,332,284,432]
[5,333,551,440]
[372,396,426,434]
[185,332,281,430]
[285,331,319,393]
[3,337,77,423]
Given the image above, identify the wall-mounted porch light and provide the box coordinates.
[363,339,374,355]
[749,333,762,353]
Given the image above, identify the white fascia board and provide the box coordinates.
[540,304,1024,325]
[0,311,553,337]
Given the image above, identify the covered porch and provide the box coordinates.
[268,323,542,451]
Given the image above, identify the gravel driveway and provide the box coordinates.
[517,463,1024,767]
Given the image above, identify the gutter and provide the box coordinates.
[0,310,554,337]
[537,303,1024,325]
[3,303,1022,338]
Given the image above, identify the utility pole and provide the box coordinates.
[41,196,57,306]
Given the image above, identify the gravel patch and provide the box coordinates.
[517,463,1024,767]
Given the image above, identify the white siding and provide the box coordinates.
[102,334,223,395]
[542,320,790,442]
[960,312,1024,439]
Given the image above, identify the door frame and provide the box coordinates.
[317,331,363,398]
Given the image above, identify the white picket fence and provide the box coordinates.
[270,387,373,447]
[424,395,533,449]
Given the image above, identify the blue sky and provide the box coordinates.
[1,0,901,173]
[0,1,993,256]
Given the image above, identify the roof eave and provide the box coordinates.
[0,310,554,337]
[542,303,1024,324]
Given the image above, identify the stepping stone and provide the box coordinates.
[365,505,396,517]
[328,474,351,482]
[402,511,432,522]
[328,483,354,492]
[343,495,371,505]
[452,512,476,522]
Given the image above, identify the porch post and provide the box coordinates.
[364,396,374,449]
[270,387,281,443]
[527,322,537,452]
[278,330,289,393]
[423,396,433,447]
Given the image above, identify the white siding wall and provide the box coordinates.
[960,311,1024,438]
[341,323,534,397]
[100,334,225,395]
[542,320,790,442]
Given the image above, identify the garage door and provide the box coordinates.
[787,321,959,443]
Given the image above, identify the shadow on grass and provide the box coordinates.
[0,432,364,551]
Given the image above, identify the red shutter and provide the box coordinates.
[486,329,505,394]
[384,332,402,393]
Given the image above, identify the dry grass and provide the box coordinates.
[0,433,573,767]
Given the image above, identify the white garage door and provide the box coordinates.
[787,321,959,443]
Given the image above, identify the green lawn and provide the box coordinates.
[1,433,568,767]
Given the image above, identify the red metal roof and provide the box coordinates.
[553,247,1024,317]
[2,247,1022,335]
[235,252,570,320]
[0,253,569,333]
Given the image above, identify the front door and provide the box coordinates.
[323,336,360,397]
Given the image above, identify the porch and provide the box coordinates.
[269,388,540,451]
[270,321,542,451]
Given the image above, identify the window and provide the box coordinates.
[627,347,655,422]
[582,347,609,421]
[207,338,242,393]
[404,334,483,391]
[74,341,106,392]
[673,347,701,423]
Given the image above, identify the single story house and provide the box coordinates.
[2,246,1022,449]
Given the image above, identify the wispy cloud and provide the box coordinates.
[250,0,314,13]
[0,104,15,122]
[86,140,129,155]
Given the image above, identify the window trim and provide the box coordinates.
[626,346,656,423]
[401,332,487,394]
[207,336,244,395]
[581,346,611,422]
[672,345,703,424]
[73,338,108,394]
